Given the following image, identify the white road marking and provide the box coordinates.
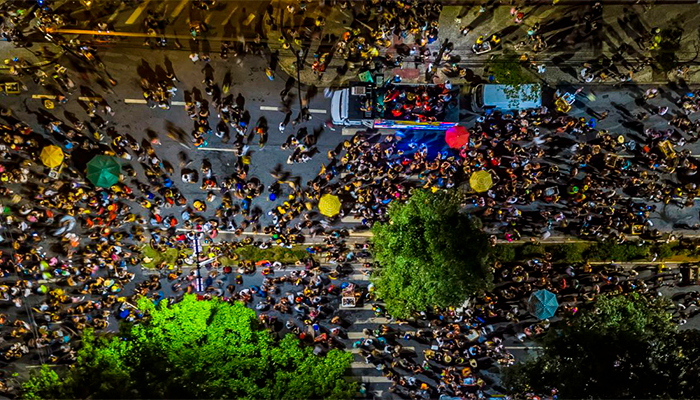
[259,105,327,114]
[341,215,361,223]
[171,0,189,18]
[342,128,394,136]
[351,362,372,368]
[125,0,151,25]
[196,147,236,152]
[123,99,186,106]
[346,376,392,383]
[354,317,390,324]
[108,2,126,23]
[260,105,281,111]
[349,347,414,354]
[221,6,238,25]
[32,95,102,101]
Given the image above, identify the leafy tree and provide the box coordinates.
[370,189,492,318]
[652,16,685,73]
[503,294,700,399]
[22,295,356,400]
[486,52,539,107]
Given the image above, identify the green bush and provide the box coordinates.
[520,243,545,258]
[493,244,517,263]
[552,244,588,264]
[654,243,676,260]
[233,246,308,264]
[585,241,651,262]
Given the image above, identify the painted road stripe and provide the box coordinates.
[259,105,327,114]
[341,215,361,223]
[171,0,189,18]
[32,95,102,101]
[221,6,238,25]
[346,376,391,383]
[125,0,151,25]
[351,362,373,368]
[342,128,394,136]
[123,99,186,106]
[260,105,281,111]
[349,347,414,354]
[107,2,126,23]
[196,147,237,152]
[354,317,390,324]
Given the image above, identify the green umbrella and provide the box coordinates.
[86,155,121,188]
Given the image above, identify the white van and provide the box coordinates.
[330,86,371,126]
[473,83,542,111]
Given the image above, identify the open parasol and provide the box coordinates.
[318,194,342,217]
[86,155,121,188]
[40,145,64,168]
[528,289,559,320]
[469,170,493,193]
[445,125,470,149]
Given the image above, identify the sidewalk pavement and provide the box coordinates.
[264,1,700,87]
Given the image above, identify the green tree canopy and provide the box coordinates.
[486,51,539,107]
[503,294,700,399]
[22,295,356,400]
[370,189,492,318]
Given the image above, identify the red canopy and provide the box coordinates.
[445,126,470,149]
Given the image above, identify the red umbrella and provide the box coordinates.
[445,126,470,149]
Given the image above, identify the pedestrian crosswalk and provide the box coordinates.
[170,0,190,19]
[103,0,268,34]
[124,0,151,25]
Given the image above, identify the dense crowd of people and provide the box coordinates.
[0,0,699,398]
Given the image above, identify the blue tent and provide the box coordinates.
[528,289,559,320]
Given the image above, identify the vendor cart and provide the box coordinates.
[340,283,361,308]
[658,140,676,159]
[543,186,559,202]
[555,91,575,113]
[631,224,645,235]
[605,154,622,168]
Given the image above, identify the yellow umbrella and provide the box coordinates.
[318,194,342,217]
[470,170,493,193]
[40,145,64,168]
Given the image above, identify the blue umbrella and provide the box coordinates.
[528,289,559,320]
